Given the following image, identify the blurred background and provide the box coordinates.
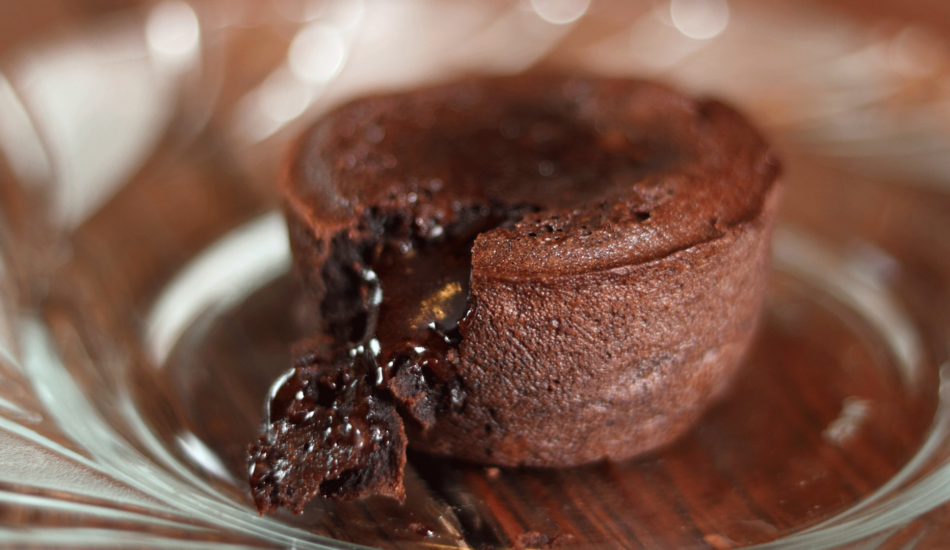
[1,0,949,231]
[2,0,950,233]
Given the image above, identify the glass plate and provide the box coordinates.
[2,0,950,548]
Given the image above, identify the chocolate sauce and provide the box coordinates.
[372,236,470,429]
[250,207,522,513]
[249,352,406,512]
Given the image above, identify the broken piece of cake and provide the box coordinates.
[248,74,781,514]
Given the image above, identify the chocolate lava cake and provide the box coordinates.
[248,74,782,514]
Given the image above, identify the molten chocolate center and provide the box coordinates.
[250,206,525,512]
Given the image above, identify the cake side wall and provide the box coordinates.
[408,188,780,467]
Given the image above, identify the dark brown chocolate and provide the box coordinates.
[248,350,406,513]
[249,74,781,513]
